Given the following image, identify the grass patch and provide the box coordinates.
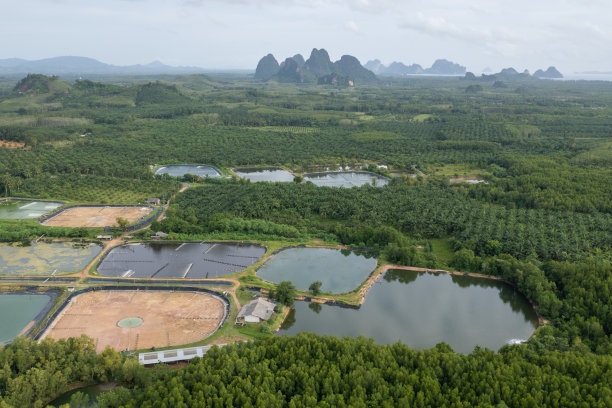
[430,238,455,267]
[412,114,434,123]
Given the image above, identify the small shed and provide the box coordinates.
[236,298,275,324]
[151,231,168,239]
[96,235,112,240]
[146,198,161,206]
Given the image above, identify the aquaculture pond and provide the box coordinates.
[257,247,377,293]
[97,242,266,278]
[233,167,294,182]
[303,171,389,188]
[0,293,53,344]
[0,242,102,275]
[279,269,539,353]
[0,200,62,219]
[154,164,220,178]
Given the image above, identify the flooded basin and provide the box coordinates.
[0,242,102,275]
[154,164,220,178]
[0,292,54,344]
[303,171,389,188]
[97,242,265,278]
[257,247,377,293]
[234,167,294,182]
[279,269,538,353]
[0,200,62,219]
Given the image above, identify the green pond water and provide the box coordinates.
[0,293,52,344]
[257,247,378,293]
[0,242,102,275]
[279,269,539,353]
[0,200,62,219]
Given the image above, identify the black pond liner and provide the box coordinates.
[96,241,266,279]
[33,286,231,341]
[84,278,232,286]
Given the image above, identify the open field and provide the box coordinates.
[42,206,153,228]
[41,290,227,352]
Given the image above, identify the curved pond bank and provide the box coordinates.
[279,269,538,354]
[257,247,377,293]
[154,164,221,178]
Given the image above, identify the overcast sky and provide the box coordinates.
[2,0,611,73]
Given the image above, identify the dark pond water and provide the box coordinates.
[0,242,102,275]
[48,383,117,407]
[154,164,220,178]
[279,269,538,353]
[0,200,62,219]
[97,242,266,278]
[233,167,294,182]
[303,171,389,188]
[0,293,52,344]
[257,247,377,293]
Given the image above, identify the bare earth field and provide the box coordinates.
[41,290,226,352]
[42,206,152,228]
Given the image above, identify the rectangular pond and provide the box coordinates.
[278,269,539,354]
[154,164,221,178]
[0,242,102,275]
[97,242,266,278]
[233,167,295,182]
[0,293,53,344]
[303,171,389,188]
[0,200,62,219]
[257,247,378,293]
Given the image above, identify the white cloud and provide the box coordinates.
[344,21,360,33]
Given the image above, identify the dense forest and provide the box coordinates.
[0,73,610,406]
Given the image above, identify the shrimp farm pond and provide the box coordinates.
[0,200,62,219]
[233,167,294,182]
[154,164,221,178]
[279,269,539,353]
[0,242,102,276]
[0,292,54,344]
[303,171,389,188]
[257,247,378,293]
[97,242,266,278]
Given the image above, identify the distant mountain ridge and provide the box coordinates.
[255,48,377,85]
[0,56,206,75]
[365,58,466,76]
[464,66,563,81]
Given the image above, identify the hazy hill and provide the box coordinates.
[12,73,71,95]
[255,48,376,85]
[0,56,205,76]
[533,66,563,79]
[365,58,464,76]
[254,54,280,81]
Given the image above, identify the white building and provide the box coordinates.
[236,298,275,324]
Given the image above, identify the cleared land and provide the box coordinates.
[42,206,152,228]
[42,290,226,352]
